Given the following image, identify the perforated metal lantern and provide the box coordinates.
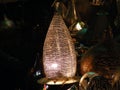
[43,13,77,79]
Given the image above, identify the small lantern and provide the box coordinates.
[43,12,77,79]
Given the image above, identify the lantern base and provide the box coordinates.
[37,77,80,90]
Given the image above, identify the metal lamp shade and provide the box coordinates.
[43,13,77,79]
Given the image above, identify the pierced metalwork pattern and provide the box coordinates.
[43,13,77,79]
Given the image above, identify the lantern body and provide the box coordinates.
[43,13,77,79]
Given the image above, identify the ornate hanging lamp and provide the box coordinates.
[42,11,77,80]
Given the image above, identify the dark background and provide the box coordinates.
[0,0,54,89]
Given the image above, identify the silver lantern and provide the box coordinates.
[43,12,77,80]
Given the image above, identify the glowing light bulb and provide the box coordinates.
[51,63,58,69]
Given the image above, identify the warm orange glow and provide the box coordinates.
[46,79,77,85]
[79,72,99,90]
[80,56,93,75]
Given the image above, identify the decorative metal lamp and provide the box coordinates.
[43,12,77,80]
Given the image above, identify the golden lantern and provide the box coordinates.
[43,12,77,80]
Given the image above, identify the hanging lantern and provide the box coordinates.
[43,12,77,79]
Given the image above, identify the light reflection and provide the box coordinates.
[51,63,58,69]
[46,79,77,85]
[75,22,82,31]
[35,70,41,76]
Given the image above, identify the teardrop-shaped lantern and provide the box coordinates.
[43,12,77,79]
